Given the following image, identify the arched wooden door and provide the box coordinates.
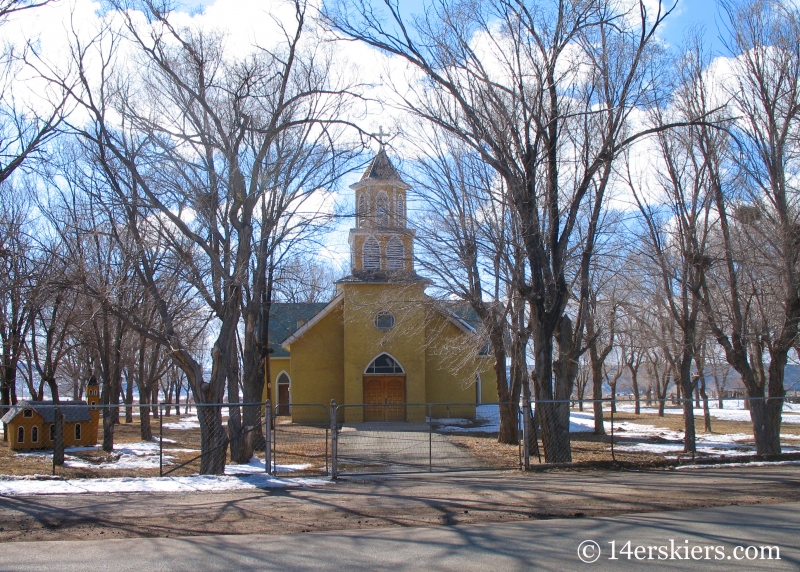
[363,354,406,422]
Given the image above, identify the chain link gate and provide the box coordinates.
[330,401,524,477]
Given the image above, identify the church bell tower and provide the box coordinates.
[348,147,415,278]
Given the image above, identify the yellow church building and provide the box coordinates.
[263,148,496,422]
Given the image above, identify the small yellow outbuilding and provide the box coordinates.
[2,378,100,450]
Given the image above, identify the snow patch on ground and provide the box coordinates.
[433,407,598,433]
[0,473,329,496]
[616,403,800,423]
[224,456,312,475]
[675,460,800,470]
[611,423,800,457]
[429,418,472,426]
[162,416,201,430]
[17,442,199,471]
[567,411,598,433]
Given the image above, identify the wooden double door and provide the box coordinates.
[363,376,406,422]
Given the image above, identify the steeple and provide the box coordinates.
[346,147,415,279]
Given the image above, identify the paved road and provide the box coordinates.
[1,502,796,571]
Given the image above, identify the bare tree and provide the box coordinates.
[327,0,678,462]
[273,255,338,304]
[0,1,71,184]
[585,286,619,434]
[626,46,717,452]
[0,184,39,416]
[53,0,358,471]
[413,133,523,444]
[696,0,800,455]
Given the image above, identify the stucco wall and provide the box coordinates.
[424,313,498,419]
[285,302,345,423]
[342,281,428,422]
[477,357,498,404]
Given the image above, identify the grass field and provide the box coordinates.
[2,406,800,479]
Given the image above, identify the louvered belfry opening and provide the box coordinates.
[386,236,405,269]
[348,146,415,277]
[362,236,381,270]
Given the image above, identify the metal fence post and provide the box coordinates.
[330,400,338,480]
[159,405,163,477]
[522,396,531,470]
[264,400,272,475]
[428,404,432,472]
[52,405,63,475]
[610,398,615,462]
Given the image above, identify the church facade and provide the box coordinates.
[263,149,496,422]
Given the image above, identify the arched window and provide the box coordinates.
[75,423,82,441]
[396,193,405,227]
[17,426,24,444]
[386,237,405,270]
[375,191,389,227]
[365,353,404,374]
[31,426,39,444]
[358,193,368,228]
[362,236,381,270]
[276,372,291,416]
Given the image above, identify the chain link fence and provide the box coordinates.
[1,396,799,480]
[527,396,800,467]
[271,403,329,477]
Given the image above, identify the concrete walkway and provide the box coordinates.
[337,422,479,472]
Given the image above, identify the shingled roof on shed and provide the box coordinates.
[1,400,92,424]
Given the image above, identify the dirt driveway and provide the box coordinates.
[1,464,799,543]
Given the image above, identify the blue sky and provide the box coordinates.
[170,0,732,268]
[179,0,729,54]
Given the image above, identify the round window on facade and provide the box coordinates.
[374,311,395,331]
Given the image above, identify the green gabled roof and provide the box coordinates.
[268,303,328,357]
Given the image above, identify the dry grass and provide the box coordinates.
[444,434,521,469]
[2,408,799,479]
[272,420,329,475]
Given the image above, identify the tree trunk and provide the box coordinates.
[100,375,114,453]
[533,330,571,463]
[46,378,59,403]
[657,376,667,417]
[699,378,712,433]
[139,396,152,442]
[53,409,64,466]
[680,355,696,454]
[591,367,605,435]
[609,379,617,414]
[198,404,228,474]
[125,374,133,423]
[749,396,782,456]
[227,338,253,464]
[488,322,517,445]
[630,366,640,415]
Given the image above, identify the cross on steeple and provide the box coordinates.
[373,125,388,146]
